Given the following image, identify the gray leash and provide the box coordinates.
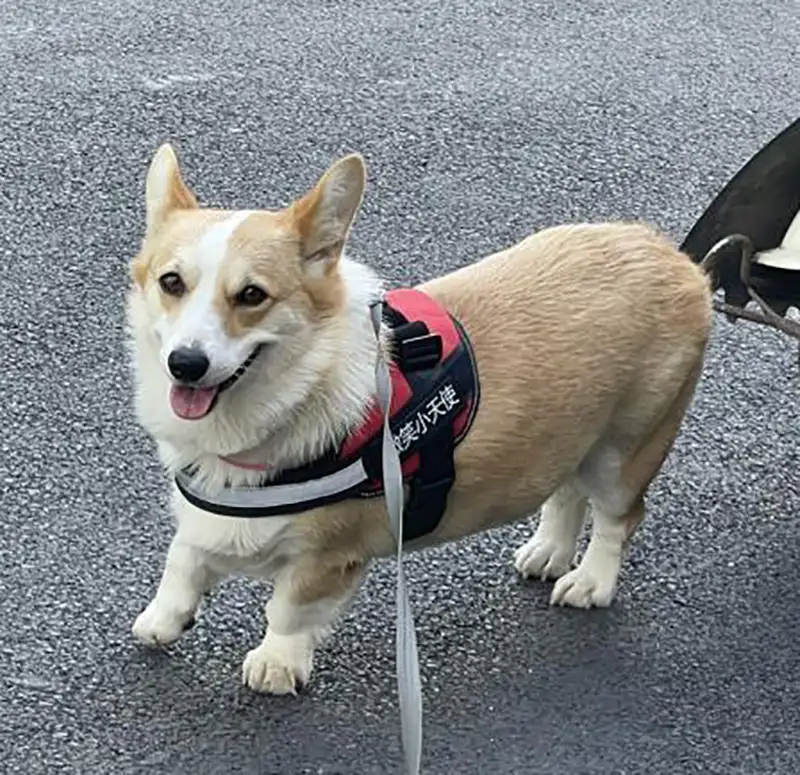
[369,298,423,775]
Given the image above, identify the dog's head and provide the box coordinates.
[129,145,368,426]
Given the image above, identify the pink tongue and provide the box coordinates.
[169,385,219,420]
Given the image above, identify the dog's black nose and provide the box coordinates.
[168,347,210,383]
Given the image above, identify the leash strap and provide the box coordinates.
[370,298,423,775]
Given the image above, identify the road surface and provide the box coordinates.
[1,1,799,773]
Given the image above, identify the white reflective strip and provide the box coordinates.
[176,458,369,510]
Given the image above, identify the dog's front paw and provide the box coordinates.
[242,632,313,695]
[549,560,617,609]
[132,601,194,647]
[514,535,574,581]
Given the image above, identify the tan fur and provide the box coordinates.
[133,158,360,334]
[132,210,229,291]
[287,222,712,560]
[132,144,202,288]
[129,147,713,693]
[290,153,366,263]
[218,210,347,330]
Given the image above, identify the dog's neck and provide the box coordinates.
[132,257,385,492]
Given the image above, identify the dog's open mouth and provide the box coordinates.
[169,346,262,421]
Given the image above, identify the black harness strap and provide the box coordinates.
[368,313,479,542]
[402,420,457,542]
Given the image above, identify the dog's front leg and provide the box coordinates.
[132,537,218,647]
[242,559,365,695]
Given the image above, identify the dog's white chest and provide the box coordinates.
[174,496,294,576]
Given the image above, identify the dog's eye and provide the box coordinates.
[236,285,268,307]
[159,272,186,297]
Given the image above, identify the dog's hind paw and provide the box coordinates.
[242,631,313,695]
[514,535,574,581]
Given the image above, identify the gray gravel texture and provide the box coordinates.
[1,1,800,773]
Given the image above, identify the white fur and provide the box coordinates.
[131,531,218,646]
[538,461,635,609]
[577,443,632,520]
[128,253,382,484]
[550,509,628,608]
[516,463,635,608]
[129,241,384,685]
[242,629,315,695]
[514,480,586,580]
[240,569,363,694]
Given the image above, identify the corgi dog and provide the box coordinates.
[127,144,712,694]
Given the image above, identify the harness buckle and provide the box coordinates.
[397,332,443,372]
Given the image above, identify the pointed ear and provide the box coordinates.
[144,143,198,239]
[291,154,367,268]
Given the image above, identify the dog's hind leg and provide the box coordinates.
[550,481,643,609]
[514,479,588,581]
[551,358,704,609]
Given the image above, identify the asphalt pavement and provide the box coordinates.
[2,1,800,773]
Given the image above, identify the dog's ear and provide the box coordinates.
[291,154,366,271]
[144,143,198,239]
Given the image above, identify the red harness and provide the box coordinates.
[340,288,478,492]
[175,288,481,543]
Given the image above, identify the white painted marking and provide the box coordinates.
[142,73,215,92]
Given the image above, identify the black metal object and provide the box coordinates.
[700,234,800,340]
[681,117,800,319]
